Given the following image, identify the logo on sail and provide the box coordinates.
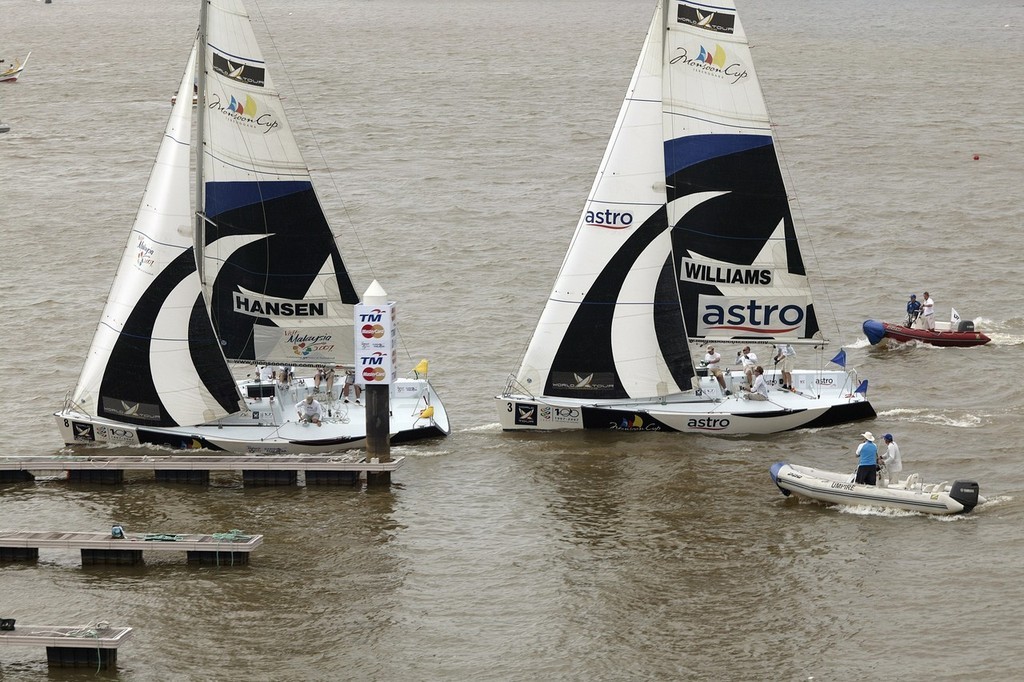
[233,292,326,317]
[213,52,266,87]
[136,237,156,270]
[208,92,280,134]
[669,45,749,85]
[696,295,807,336]
[550,372,615,391]
[680,258,772,286]
[585,208,634,229]
[676,2,735,34]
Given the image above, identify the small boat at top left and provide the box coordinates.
[0,52,31,83]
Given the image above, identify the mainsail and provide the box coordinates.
[70,44,242,428]
[515,0,824,402]
[198,0,359,367]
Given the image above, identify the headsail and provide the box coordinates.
[515,5,685,401]
[199,0,359,367]
[71,43,242,428]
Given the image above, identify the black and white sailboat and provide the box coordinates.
[496,0,874,435]
[55,0,448,453]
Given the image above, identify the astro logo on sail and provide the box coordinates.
[696,295,808,336]
[585,208,634,229]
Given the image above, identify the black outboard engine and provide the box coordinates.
[950,480,981,513]
[957,320,976,332]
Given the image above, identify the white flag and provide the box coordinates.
[951,308,961,326]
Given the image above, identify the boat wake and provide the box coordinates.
[877,407,983,429]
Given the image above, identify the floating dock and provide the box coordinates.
[0,530,262,566]
[0,454,403,486]
[0,623,132,668]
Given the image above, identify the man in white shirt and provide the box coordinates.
[295,395,323,426]
[741,366,769,400]
[921,291,935,330]
[736,346,758,386]
[703,346,729,395]
[773,343,796,390]
[879,433,903,486]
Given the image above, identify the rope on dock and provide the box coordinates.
[143,534,186,542]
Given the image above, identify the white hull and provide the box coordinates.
[56,375,449,455]
[770,462,983,515]
[496,369,873,435]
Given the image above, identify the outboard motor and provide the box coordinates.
[949,480,981,513]
[957,320,976,333]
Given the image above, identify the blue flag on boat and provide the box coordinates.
[855,379,868,395]
[830,350,847,368]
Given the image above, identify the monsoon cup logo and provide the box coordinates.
[669,44,749,85]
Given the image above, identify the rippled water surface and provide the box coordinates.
[1,0,1023,680]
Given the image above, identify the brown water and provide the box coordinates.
[2,0,1023,679]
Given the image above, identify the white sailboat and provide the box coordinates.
[55,0,449,454]
[0,52,30,83]
[495,0,874,435]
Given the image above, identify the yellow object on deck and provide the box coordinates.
[419,406,434,420]
[413,359,429,378]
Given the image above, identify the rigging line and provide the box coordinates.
[755,52,842,351]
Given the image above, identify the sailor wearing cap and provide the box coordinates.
[879,433,903,487]
[906,294,922,327]
[855,431,878,485]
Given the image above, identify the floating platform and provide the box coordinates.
[0,623,132,669]
[0,454,403,486]
[0,530,262,566]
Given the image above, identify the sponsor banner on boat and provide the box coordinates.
[679,258,772,286]
[675,2,736,34]
[253,325,352,365]
[696,295,808,337]
[355,303,397,383]
[584,207,634,230]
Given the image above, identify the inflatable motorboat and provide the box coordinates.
[770,462,984,515]
[862,319,990,348]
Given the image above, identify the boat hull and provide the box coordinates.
[863,320,990,347]
[496,369,874,436]
[770,462,983,515]
[56,377,449,455]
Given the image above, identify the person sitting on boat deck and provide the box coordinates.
[740,366,769,401]
[773,343,796,390]
[342,368,361,404]
[879,433,903,487]
[276,365,294,385]
[735,346,758,386]
[703,346,730,395]
[921,291,935,330]
[258,364,274,382]
[905,294,922,327]
[855,431,878,485]
[296,394,323,426]
[313,366,335,393]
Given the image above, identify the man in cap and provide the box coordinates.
[855,431,878,485]
[703,346,730,396]
[905,294,922,327]
[879,433,903,487]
